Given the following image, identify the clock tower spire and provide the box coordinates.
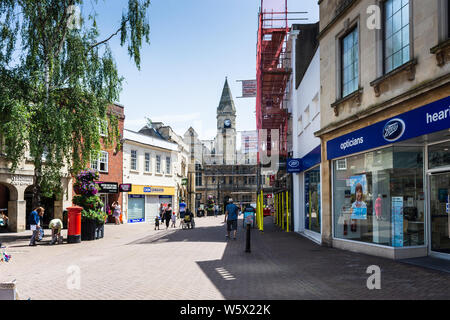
[216,77,236,164]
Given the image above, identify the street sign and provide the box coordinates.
[181,178,188,186]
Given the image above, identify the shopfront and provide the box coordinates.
[291,145,322,243]
[96,182,120,222]
[127,185,175,224]
[327,95,450,260]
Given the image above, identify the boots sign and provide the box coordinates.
[327,96,450,160]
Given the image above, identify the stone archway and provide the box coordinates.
[0,182,22,232]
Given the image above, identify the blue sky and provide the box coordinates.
[89,0,319,140]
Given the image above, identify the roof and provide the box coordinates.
[123,129,178,151]
[217,77,236,113]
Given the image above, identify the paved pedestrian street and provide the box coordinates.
[1,216,449,300]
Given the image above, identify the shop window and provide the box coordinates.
[384,0,410,73]
[156,155,161,173]
[145,153,151,172]
[341,27,359,98]
[428,141,450,169]
[333,146,424,247]
[131,150,137,171]
[305,166,321,234]
[166,156,171,174]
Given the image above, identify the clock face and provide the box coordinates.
[224,119,231,128]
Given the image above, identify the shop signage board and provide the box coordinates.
[119,184,132,192]
[327,96,450,160]
[287,158,302,173]
[128,185,175,196]
[96,182,118,194]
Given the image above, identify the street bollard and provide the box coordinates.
[245,223,251,253]
[244,211,254,253]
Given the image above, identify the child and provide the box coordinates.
[171,211,176,228]
[154,216,160,230]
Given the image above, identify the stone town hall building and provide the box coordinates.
[184,78,258,213]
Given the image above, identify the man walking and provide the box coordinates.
[224,198,240,240]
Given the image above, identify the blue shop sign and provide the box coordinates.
[327,96,450,160]
[287,158,302,173]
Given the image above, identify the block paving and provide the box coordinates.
[1,216,449,300]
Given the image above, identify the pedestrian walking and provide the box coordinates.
[154,215,160,230]
[160,203,165,225]
[179,200,187,219]
[164,204,172,230]
[49,218,63,245]
[224,198,240,240]
[29,207,44,246]
[214,204,218,217]
[112,201,121,225]
[171,210,177,228]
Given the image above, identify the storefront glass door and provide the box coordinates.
[429,172,450,255]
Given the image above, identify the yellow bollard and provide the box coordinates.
[260,190,264,232]
[286,191,289,232]
[281,191,284,231]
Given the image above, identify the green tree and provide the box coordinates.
[0,0,150,207]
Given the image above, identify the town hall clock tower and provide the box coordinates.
[216,77,236,164]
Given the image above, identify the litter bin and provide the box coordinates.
[67,206,82,243]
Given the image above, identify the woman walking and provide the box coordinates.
[164,204,172,230]
[112,201,121,225]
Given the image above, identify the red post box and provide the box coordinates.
[67,206,82,243]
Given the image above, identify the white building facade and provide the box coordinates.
[122,129,178,224]
[288,23,322,244]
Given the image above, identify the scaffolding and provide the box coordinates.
[256,0,307,162]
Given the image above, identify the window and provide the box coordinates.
[229,177,233,185]
[304,106,310,127]
[165,156,171,174]
[341,27,359,97]
[156,155,161,173]
[336,159,347,171]
[298,115,303,135]
[244,176,248,184]
[91,151,108,173]
[145,153,151,172]
[131,150,137,171]
[99,119,108,137]
[384,0,410,73]
[195,163,202,186]
[333,146,424,247]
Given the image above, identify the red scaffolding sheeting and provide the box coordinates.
[256,0,291,163]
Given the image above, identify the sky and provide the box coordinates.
[88,0,319,141]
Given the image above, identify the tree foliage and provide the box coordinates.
[0,0,150,201]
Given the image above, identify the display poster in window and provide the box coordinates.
[391,197,404,247]
[128,195,145,223]
[349,175,367,220]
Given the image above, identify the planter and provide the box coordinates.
[81,219,97,241]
